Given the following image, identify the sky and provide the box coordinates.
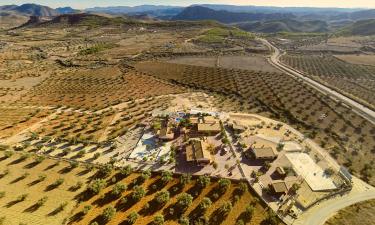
[3,0,375,9]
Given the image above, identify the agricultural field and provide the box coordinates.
[281,54,375,108]
[20,66,184,110]
[68,172,270,225]
[325,199,375,225]
[334,54,375,66]
[167,55,280,73]
[0,106,51,139]
[134,61,375,185]
[0,151,96,225]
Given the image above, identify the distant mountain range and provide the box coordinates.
[172,6,295,23]
[1,3,375,35]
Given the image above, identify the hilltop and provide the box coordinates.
[337,19,375,36]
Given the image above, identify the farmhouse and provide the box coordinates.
[186,140,212,165]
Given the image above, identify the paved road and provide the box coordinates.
[293,177,375,225]
[259,38,375,125]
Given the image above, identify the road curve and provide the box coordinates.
[259,38,375,125]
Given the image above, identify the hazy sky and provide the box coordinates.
[4,0,375,9]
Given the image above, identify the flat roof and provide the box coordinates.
[286,153,337,191]
[198,123,221,132]
[253,147,277,158]
[272,181,288,193]
[186,140,211,162]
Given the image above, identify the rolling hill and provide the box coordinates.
[237,19,329,33]
[338,19,375,36]
[172,6,295,24]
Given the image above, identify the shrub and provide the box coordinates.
[161,171,173,184]
[153,214,164,225]
[155,190,170,205]
[178,216,189,225]
[120,165,132,176]
[83,205,92,215]
[140,169,151,182]
[111,183,127,197]
[218,178,231,192]
[179,173,191,186]
[219,201,232,216]
[36,196,48,207]
[38,174,47,182]
[93,152,101,159]
[236,220,244,225]
[4,151,13,158]
[102,206,116,222]
[17,193,28,202]
[52,178,64,187]
[245,205,254,219]
[197,175,210,188]
[238,182,248,194]
[176,193,193,211]
[98,163,113,177]
[199,197,212,211]
[132,185,146,200]
[127,211,139,224]
[0,191,4,198]
[88,179,107,194]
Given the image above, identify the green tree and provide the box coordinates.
[176,193,193,211]
[120,165,133,177]
[127,211,139,224]
[140,169,151,182]
[179,173,191,186]
[132,185,146,200]
[238,182,248,194]
[98,164,113,177]
[88,179,107,194]
[199,197,212,211]
[102,206,116,222]
[219,201,232,216]
[36,196,48,207]
[111,183,127,197]
[245,205,254,220]
[178,216,189,225]
[218,178,231,192]
[83,205,92,215]
[197,175,210,188]
[161,171,173,184]
[153,214,164,225]
[155,190,170,205]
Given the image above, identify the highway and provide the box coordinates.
[259,38,375,125]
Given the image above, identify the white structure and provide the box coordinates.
[286,152,337,191]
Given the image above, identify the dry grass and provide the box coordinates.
[0,151,95,225]
[325,199,375,225]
